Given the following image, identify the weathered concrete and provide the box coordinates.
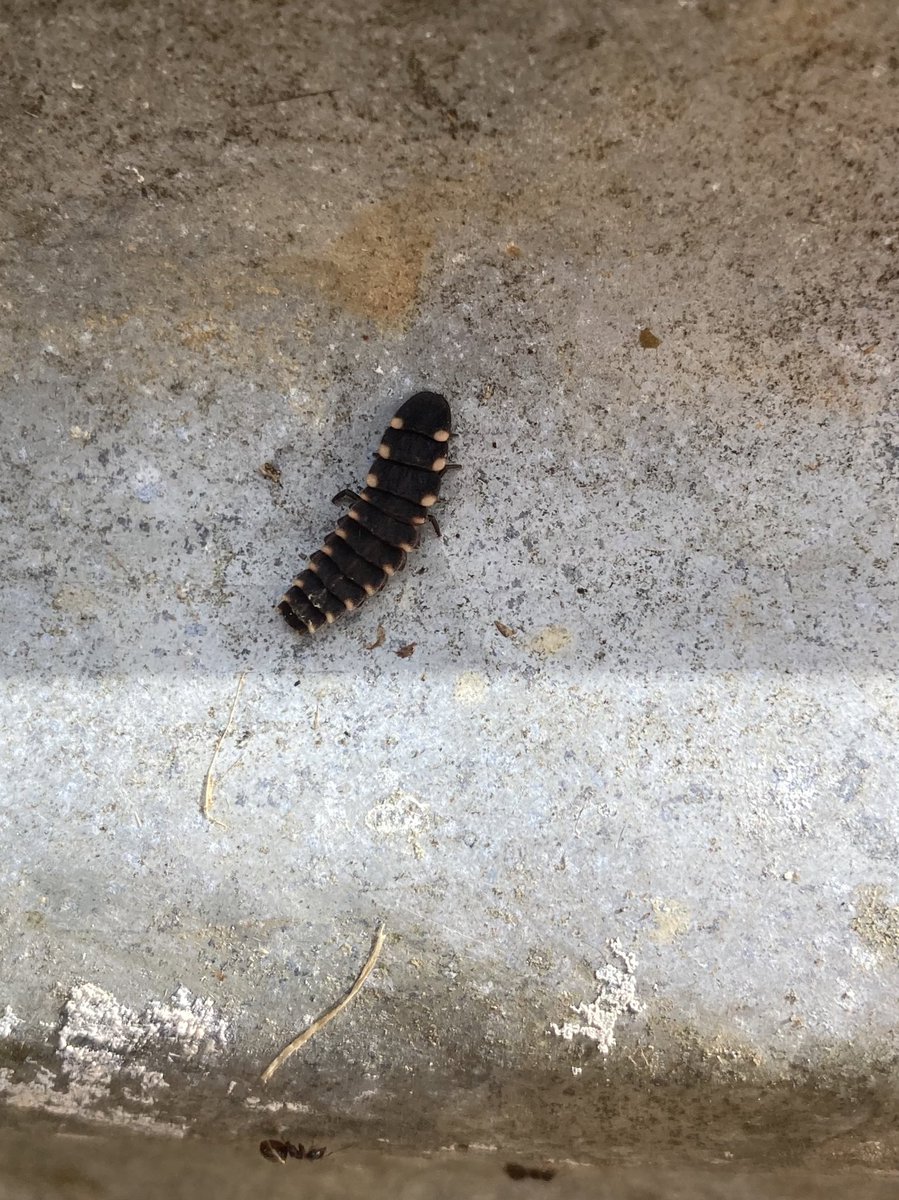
[1,0,898,1191]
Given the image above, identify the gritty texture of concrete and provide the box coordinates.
[1,0,898,1187]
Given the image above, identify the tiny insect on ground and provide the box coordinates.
[259,1138,327,1163]
[504,1162,556,1181]
[278,391,453,635]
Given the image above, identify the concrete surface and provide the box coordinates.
[1,0,898,1193]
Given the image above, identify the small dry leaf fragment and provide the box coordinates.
[494,620,516,638]
[395,643,416,658]
[638,327,661,349]
[365,625,386,651]
[505,242,522,258]
[259,461,282,486]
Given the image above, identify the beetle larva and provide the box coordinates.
[278,391,452,634]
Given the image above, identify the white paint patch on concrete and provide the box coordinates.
[0,1067,186,1137]
[58,984,228,1089]
[58,983,146,1098]
[244,1095,312,1112]
[0,982,228,1132]
[142,985,230,1059]
[550,939,643,1056]
[58,983,228,1097]
[0,1006,22,1038]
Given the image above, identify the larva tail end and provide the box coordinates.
[391,391,451,440]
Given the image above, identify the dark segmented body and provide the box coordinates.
[279,391,451,634]
[259,1139,328,1163]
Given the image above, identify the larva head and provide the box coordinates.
[390,391,451,442]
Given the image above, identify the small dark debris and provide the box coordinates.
[505,1162,556,1181]
[259,461,282,486]
[494,620,517,638]
[638,327,661,349]
[395,643,416,658]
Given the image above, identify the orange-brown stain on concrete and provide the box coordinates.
[295,192,440,330]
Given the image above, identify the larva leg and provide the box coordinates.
[332,488,362,507]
